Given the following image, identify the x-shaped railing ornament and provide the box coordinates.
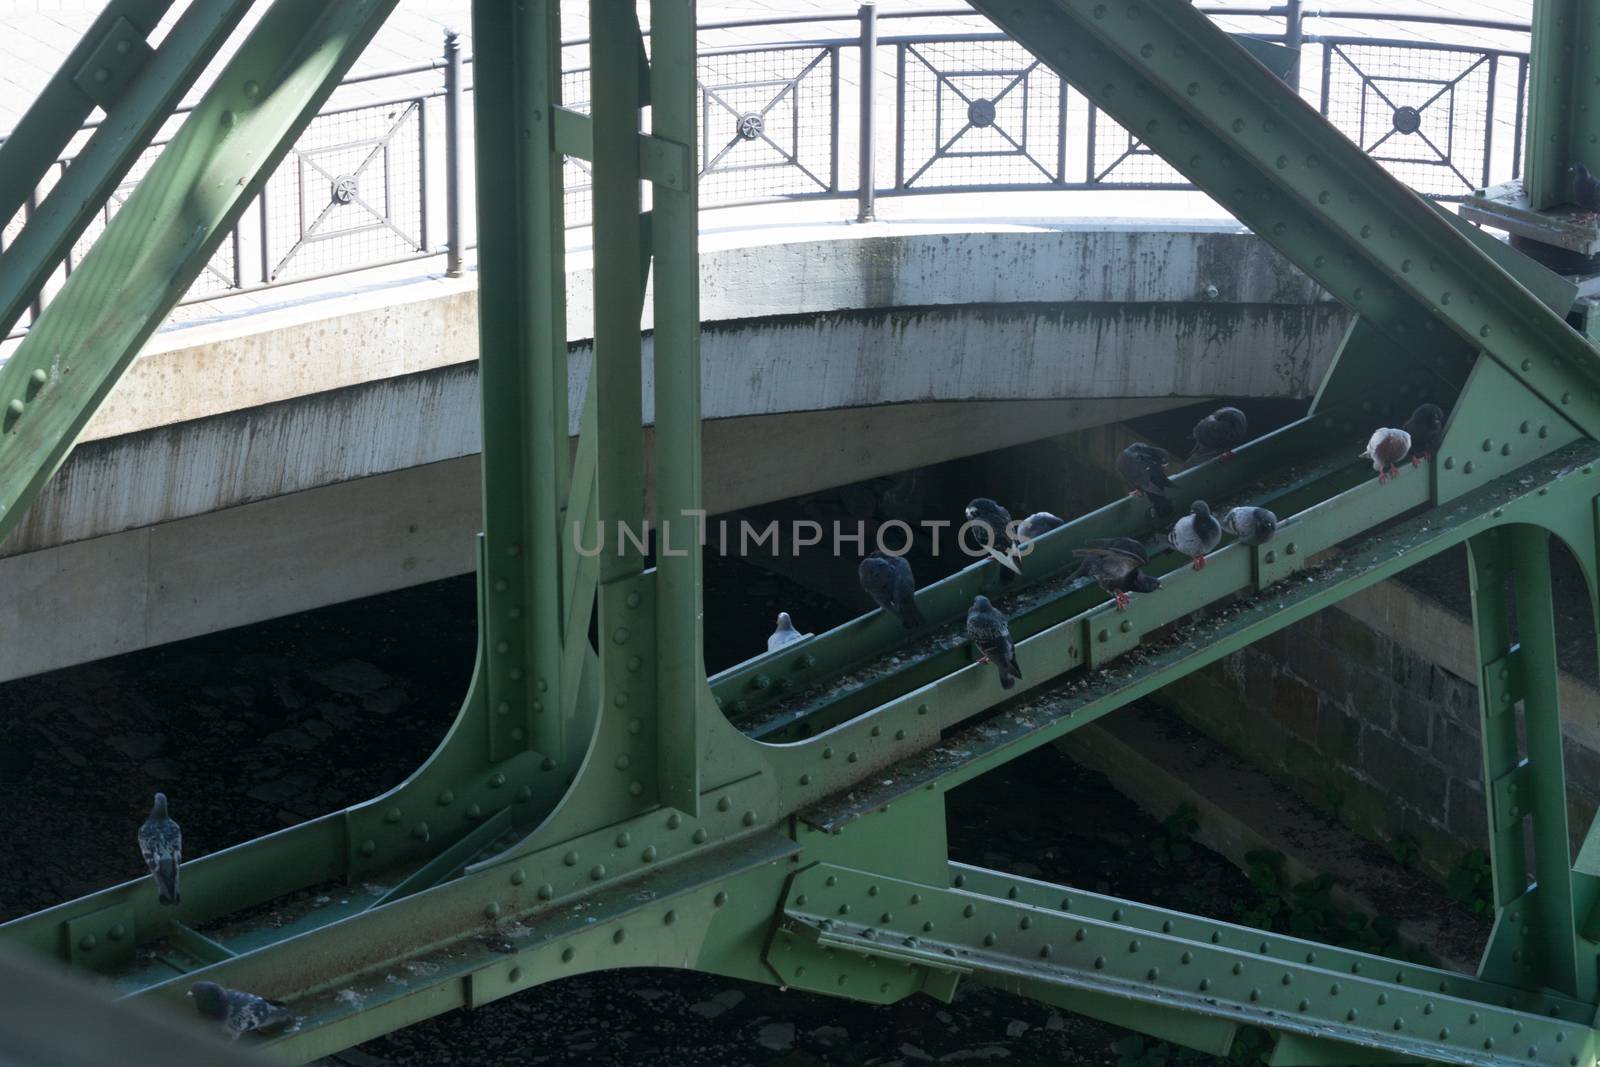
[700,49,829,190]
[1333,43,1490,191]
[903,47,1052,187]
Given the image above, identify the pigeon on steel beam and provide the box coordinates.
[966,595,1021,690]
[189,981,294,1040]
[138,792,181,906]
[767,612,803,652]
[1169,500,1222,570]
[1402,403,1444,468]
[859,551,925,631]
[1361,427,1412,484]
[1574,162,1600,211]
[1071,537,1162,611]
[1186,406,1249,463]
[1117,442,1176,519]
[1016,511,1065,543]
[1221,506,1278,546]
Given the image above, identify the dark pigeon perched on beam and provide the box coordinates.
[189,981,294,1040]
[859,551,925,630]
[1116,442,1176,520]
[1071,537,1162,611]
[1402,403,1444,468]
[138,792,181,906]
[966,595,1021,690]
[1187,406,1249,463]
[1015,512,1064,543]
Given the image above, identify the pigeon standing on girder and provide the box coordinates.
[1016,511,1065,543]
[189,981,294,1040]
[1117,442,1176,520]
[767,612,803,652]
[1169,500,1222,570]
[966,595,1021,690]
[1402,403,1444,468]
[1186,406,1249,463]
[1574,162,1600,211]
[1221,506,1278,547]
[1071,537,1162,611]
[138,792,181,906]
[1361,427,1412,484]
[859,551,925,631]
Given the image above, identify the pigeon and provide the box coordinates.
[767,612,802,652]
[1575,162,1600,211]
[1187,406,1249,463]
[189,981,294,1040]
[1221,506,1278,546]
[858,551,925,630]
[1015,511,1065,542]
[1116,442,1176,519]
[966,595,1021,690]
[1360,427,1412,484]
[1071,537,1162,611]
[138,792,181,906]
[1168,500,1222,570]
[964,497,1014,553]
[1402,403,1444,468]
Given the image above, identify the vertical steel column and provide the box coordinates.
[1467,526,1584,999]
[1282,0,1303,95]
[856,2,877,222]
[651,0,705,814]
[443,28,465,279]
[1523,0,1600,210]
[472,0,568,763]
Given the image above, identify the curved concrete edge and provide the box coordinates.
[83,224,1333,442]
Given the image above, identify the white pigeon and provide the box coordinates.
[1360,427,1412,484]
[767,612,803,652]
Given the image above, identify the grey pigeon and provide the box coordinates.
[1071,537,1162,611]
[1221,506,1278,547]
[1402,403,1444,468]
[767,612,802,652]
[1016,511,1065,542]
[1187,406,1249,463]
[1168,500,1222,570]
[138,792,181,906]
[1576,162,1600,211]
[1360,427,1412,484]
[965,497,1020,583]
[188,981,294,1040]
[1116,443,1176,520]
[966,595,1021,690]
[858,552,925,630]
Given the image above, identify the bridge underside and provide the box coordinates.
[2,1,1600,1066]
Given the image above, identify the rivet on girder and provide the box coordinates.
[714,892,728,907]
[412,821,429,840]
[742,811,757,826]
[360,839,376,856]
[1199,978,1210,990]
[438,791,454,806]
[615,754,630,771]
[629,782,643,797]
[484,902,500,919]
[799,773,812,785]
[692,829,708,844]
[510,728,525,742]
[590,865,606,881]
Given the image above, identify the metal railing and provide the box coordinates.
[0,4,1533,339]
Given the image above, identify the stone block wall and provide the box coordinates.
[1160,602,1600,883]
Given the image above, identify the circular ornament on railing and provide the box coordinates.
[331,174,360,204]
[1391,105,1422,135]
[968,98,997,128]
[737,113,764,141]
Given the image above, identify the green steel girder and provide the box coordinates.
[967,0,1600,437]
[773,863,1599,1067]
[0,0,401,545]
[0,0,258,339]
[1523,0,1600,211]
[0,0,176,226]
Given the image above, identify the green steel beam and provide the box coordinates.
[1523,0,1600,211]
[0,0,176,227]
[773,863,1598,1067]
[0,0,257,339]
[967,0,1600,438]
[0,0,401,545]
[472,0,569,764]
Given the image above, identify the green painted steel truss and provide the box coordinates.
[6,1,1600,1064]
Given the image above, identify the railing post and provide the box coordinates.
[856,2,877,223]
[443,28,465,277]
[1283,0,1304,94]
